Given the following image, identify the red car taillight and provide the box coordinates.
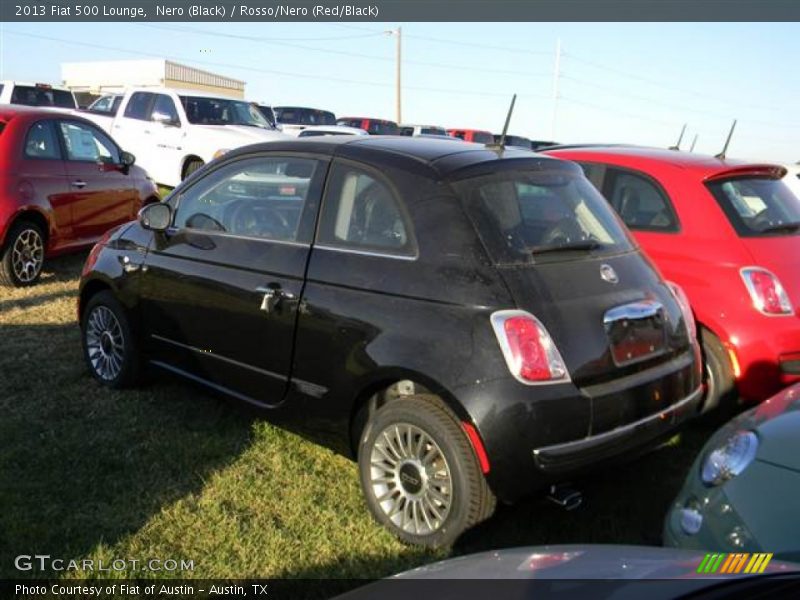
[740,267,793,316]
[665,280,697,339]
[491,310,570,384]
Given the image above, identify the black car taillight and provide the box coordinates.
[491,310,570,384]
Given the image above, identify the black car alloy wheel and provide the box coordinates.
[81,290,141,388]
[358,395,496,548]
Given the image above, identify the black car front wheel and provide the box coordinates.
[81,290,141,388]
[358,395,496,548]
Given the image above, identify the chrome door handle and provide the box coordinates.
[71,180,87,189]
[256,286,296,314]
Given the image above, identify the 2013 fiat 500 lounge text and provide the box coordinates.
[78,137,702,547]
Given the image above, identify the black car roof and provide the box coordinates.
[226,136,569,179]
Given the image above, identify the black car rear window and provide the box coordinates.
[706,177,800,237]
[11,86,75,108]
[453,166,634,265]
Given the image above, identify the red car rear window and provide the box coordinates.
[706,177,800,237]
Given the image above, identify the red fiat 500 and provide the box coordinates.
[545,146,800,409]
[0,106,159,286]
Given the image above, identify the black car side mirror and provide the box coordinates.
[120,151,136,168]
[139,202,172,232]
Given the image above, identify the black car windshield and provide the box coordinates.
[454,166,634,265]
[11,86,75,108]
[275,107,336,126]
[706,176,800,237]
[180,96,272,128]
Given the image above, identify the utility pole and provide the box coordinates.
[395,26,402,123]
[550,38,561,141]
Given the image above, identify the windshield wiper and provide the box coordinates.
[759,221,800,234]
[529,240,605,255]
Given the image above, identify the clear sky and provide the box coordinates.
[0,21,797,162]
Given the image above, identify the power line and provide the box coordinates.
[3,29,548,101]
[333,22,552,55]
[138,23,551,78]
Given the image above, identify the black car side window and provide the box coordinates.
[24,121,61,160]
[173,156,321,243]
[317,163,415,256]
[606,168,679,232]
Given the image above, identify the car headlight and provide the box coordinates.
[700,430,759,486]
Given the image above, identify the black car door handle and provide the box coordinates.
[71,180,87,189]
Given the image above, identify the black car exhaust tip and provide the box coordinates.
[547,484,583,511]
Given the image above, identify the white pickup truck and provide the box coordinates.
[80,87,288,187]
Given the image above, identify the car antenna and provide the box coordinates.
[715,119,737,159]
[689,134,698,152]
[488,93,517,151]
[668,123,687,150]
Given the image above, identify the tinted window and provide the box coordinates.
[58,121,119,163]
[399,127,414,136]
[180,96,271,128]
[606,169,679,232]
[124,92,154,120]
[151,94,180,125]
[706,177,800,237]
[317,164,414,255]
[454,165,633,265]
[421,127,447,136]
[450,131,466,140]
[24,121,60,159]
[366,120,399,135]
[578,162,606,190]
[10,86,75,108]
[472,132,493,144]
[174,157,320,243]
[275,107,336,126]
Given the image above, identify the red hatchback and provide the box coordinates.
[544,146,800,409]
[0,106,159,286]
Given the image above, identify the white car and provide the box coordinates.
[79,87,288,187]
[0,80,77,109]
[399,124,448,137]
[297,125,368,137]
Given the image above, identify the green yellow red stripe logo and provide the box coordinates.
[696,552,773,574]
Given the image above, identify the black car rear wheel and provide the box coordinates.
[81,290,141,388]
[358,394,496,548]
[0,221,45,287]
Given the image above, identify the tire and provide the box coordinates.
[183,159,204,180]
[81,290,142,388]
[700,328,737,413]
[358,394,496,548]
[0,221,45,287]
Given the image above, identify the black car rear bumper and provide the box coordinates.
[532,385,702,472]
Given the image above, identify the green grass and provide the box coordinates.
[0,254,719,592]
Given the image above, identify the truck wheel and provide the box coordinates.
[700,328,737,413]
[0,221,45,287]
[358,394,496,548]
[183,159,204,180]
[81,290,142,388]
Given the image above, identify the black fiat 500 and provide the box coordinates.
[79,137,702,548]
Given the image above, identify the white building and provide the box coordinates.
[61,59,246,104]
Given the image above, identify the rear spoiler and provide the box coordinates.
[704,165,787,182]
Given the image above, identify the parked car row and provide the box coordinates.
[3,80,799,562]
